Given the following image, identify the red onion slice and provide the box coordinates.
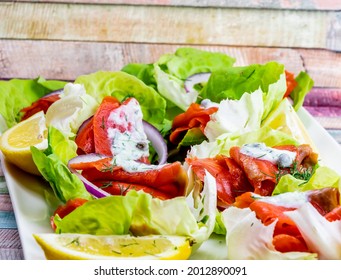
[184,72,211,93]
[76,116,93,136]
[142,120,168,164]
[68,153,110,198]
[72,169,111,198]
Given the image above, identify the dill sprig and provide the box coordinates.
[276,161,315,183]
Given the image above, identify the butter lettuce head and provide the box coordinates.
[200,61,286,120]
[157,47,236,80]
[153,48,235,111]
[74,71,167,131]
[204,89,264,142]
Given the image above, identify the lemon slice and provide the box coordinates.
[33,233,193,260]
[262,99,318,152]
[0,111,48,175]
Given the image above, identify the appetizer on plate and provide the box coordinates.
[0,48,340,260]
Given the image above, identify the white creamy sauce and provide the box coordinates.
[239,143,296,168]
[107,98,161,173]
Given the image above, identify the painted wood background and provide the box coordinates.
[1,0,341,260]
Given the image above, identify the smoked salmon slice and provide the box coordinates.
[93,96,121,156]
[186,155,253,208]
[170,103,217,144]
[21,94,60,120]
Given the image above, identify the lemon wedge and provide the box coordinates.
[262,98,318,152]
[0,111,48,175]
[33,233,193,260]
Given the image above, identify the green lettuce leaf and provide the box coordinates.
[213,211,227,235]
[204,89,264,141]
[129,191,199,237]
[44,126,78,165]
[200,61,286,120]
[178,127,207,147]
[54,195,137,235]
[31,146,92,203]
[74,71,167,131]
[273,166,340,195]
[0,77,66,132]
[157,47,235,80]
[121,63,157,89]
[153,48,235,111]
[35,76,67,92]
[290,71,314,111]
[154,63,198,112]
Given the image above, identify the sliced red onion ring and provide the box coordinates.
[142,120,168,164]
[72,169,110,198]
[184,72,211,93]
[68,153,110,198]
[76,115,93,136]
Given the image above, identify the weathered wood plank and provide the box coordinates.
[1,2,340,50]
[1,40,340,88]
[0,229,21,248]
[0,212,17,229]
[309,116,341,130]
[16,0,341,11]
[304,88,341,108]
[299,49,341,88]
[0,195,13,212]
[0,40,295,80]
[0,229,23,260]
[327,11,341,51]
[303,88,341,130]
[0,248,24,260]
[0,175,8,194]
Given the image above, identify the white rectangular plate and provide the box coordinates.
[1,108,341,260]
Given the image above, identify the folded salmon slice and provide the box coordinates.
[186,155,253,208]
[92,96,121,156]
[229,144,318,196]
[70,159,188,199]
[170,103,217,144]
[21,94,61,120]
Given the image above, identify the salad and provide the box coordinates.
[0,47,341,260]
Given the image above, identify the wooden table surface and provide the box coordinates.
[1,0,341,260]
